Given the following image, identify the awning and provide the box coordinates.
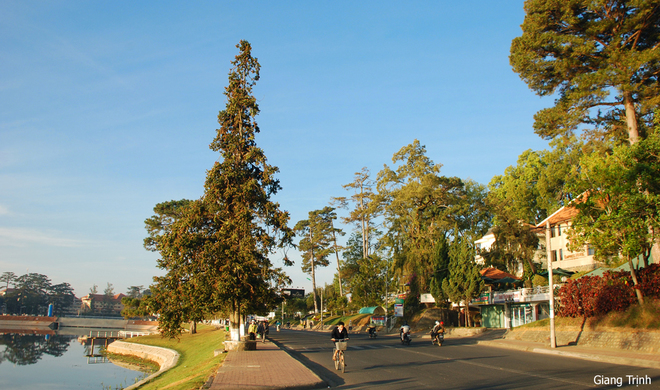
[358,306,386,315]
[538,268,575,277]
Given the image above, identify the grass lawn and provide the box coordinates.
[122,324,227,390]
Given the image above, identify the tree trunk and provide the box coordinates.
[229,304,241,341]
[331,224,344,297]
[190,321,197,334]
[623,92,639,145]
[310,230,319,313]
[465,302,471,327]
[628,256,645,305]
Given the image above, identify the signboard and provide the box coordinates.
[394,304,404,317]
[371,316,386,326]
[492,290,521,304]
[471,292,490,305]
[420,293,435,304]
[282,289,305,299]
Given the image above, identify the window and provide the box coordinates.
[550,227,556,238]
[551,250,558,262]
[559,248,563,261]
[557,225,561,236]
[587,246,595,256]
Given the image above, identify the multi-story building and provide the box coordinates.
[535,205,601,272]
[474,205,602,328]
[80,293,126,316]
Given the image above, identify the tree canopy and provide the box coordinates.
[511,0,660,145]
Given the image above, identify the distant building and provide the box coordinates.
[0,287,16,296]
[80,293,126,316]
[474,228,495,266]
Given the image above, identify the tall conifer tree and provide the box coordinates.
[148,41,293,339]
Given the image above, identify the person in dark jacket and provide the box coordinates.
[331,321,349,361]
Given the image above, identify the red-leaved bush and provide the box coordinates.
[557,264,660,318]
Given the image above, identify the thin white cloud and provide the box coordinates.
[0,205,8,215]
[0,227,84,248]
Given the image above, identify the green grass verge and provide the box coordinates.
[122,324,227,390]
[106,352,160,373]
[516,299,660,330]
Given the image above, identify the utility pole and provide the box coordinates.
[545,221,557,348]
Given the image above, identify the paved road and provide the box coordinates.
[269,329,660,389]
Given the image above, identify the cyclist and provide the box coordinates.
[430,321,445,341]
[331,321,349,361]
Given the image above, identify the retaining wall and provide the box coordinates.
[0,315,56,329]
[505,328,660,354]
[107,340,180,390]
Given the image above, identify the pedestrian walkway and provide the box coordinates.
[206,340,325,389]
[477,338,660,370]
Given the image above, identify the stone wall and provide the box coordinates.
[107,340,180,390]
[505,328,660,354]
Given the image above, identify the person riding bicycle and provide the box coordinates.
[430,321,445,340]
[399,322,410,342]
[331,321,349,361]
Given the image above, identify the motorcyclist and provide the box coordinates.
[399,322,410,342]
[430,321,445,341]
[367,324,377,337]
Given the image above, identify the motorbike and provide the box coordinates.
[400,330,411,345]
[431,332,444,347]
[367,326,377,339]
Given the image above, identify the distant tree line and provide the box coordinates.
[0,272,75,316]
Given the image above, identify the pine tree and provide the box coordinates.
[442,238,483,327]
[510,0,660,145]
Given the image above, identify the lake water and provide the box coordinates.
[0,331,147,390]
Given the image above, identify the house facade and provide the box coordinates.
[536,205,601,272]
[473,205,602,328]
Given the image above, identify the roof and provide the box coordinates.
[82,293,126,302]
[582,256,646,278]
[358,306,386,315]
[536,206,579,228]
[536,191,591,228]
[480,267,520,281]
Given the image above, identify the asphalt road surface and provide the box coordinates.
[269,329,660,389]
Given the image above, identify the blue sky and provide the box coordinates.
[0,1,550,298]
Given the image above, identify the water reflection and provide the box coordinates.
[0,331,146,390]
[0,333,73,366]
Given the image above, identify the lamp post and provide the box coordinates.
[545,221,557,348]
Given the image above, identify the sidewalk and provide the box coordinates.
[477,338,660,370]
[205,340,325,390]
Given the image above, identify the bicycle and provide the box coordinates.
[333,339,348,373]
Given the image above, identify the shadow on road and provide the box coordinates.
[268,336,343,388]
